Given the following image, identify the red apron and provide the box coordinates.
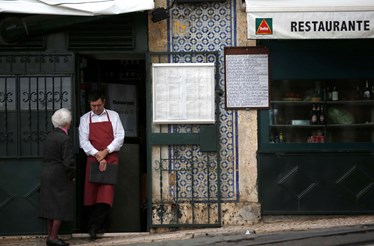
[84,113,119,207]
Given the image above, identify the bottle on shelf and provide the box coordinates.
[362,80,371,100]
[315,81,323,101]
[272,106,278,125]
[269,132,275,143]
[326,86,332,101]
[371,84,374,100]
[316,128,325,143]
[274,134,280,143]
[332,86,339,101]
[355,85,361,100]
[310,104,318,125]
[316,104,321,117]
[319,105,325,125]
[269,108,273,125]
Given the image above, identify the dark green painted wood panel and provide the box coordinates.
[150,125,218,152]
[258,152,374,214]
[0,159,45,235]
[199,125,218,152]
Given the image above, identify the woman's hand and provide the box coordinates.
[99,159,107,172]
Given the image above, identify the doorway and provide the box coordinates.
[77,56,147,232]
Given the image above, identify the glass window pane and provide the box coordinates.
[269,79,374,144]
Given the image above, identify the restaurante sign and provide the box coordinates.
[246,0,374,39]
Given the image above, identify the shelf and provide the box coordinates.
[272,100,374,105]
[271,101,323,105]
[270,124,322,128]
[271,123,374,128]
[267,79,374,145]
[325,100,374,105]
[326,123,374,127]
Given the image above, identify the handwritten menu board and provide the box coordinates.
[224,47,269,109]
[152,63,215,124]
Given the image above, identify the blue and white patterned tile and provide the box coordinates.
[166,0,238,201]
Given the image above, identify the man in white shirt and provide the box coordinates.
[79,90,125,240]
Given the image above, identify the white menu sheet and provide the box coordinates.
[152,63,215,124]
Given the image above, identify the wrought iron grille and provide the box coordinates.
[0,75,72,157]
[152,144,220,226]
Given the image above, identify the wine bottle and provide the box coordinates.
[362,80,371,100]
[272,106,278,125]
[310,104,318,125]
[326,87,332,101]
[355,85,361,100]
[315,105,321,123]
[332,86,339,101]
[319,105,325,125]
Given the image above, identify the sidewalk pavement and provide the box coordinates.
[2,215,374,245]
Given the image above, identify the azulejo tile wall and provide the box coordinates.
[166,0,238,202]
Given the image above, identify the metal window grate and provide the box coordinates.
[0,75,72,157]
[0,36,45,50]
[67,15,134,50]
[0,54,74,158]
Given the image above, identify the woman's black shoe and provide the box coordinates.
[46,238,69,246]
[89,228,97,240]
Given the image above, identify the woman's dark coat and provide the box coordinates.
[39,128,76,221]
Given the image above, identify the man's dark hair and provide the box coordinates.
[88,90,105,102]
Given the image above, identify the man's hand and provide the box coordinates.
[99,159,107,172]
[95,148,109,162]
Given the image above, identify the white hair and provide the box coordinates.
[51,108,72,128]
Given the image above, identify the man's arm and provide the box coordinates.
[78,113,98,157]
[106,110,125,153]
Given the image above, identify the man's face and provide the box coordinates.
[90,98,105,115]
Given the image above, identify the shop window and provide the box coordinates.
[269,79,374,144]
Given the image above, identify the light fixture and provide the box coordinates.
[151,0,176,23]
[241,0,246,11]
[174,0,226,2]
[151,7,169,23]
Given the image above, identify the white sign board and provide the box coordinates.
[224,47,269,109]
[152,63,215,124]
[107,84,137,137]
[246,0,374,39]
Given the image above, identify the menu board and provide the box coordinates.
[224,47,269,109]
[152,63,215,124]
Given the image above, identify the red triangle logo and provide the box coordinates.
[257,19,272,35]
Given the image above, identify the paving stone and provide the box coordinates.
[2,215,374,246]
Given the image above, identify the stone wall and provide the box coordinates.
[148,0,260,227]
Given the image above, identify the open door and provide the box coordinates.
[77,56,147,232]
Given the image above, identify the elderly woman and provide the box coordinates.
[39,108,76,246]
